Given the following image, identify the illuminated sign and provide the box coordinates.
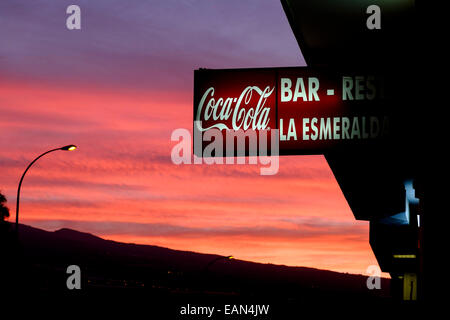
[194,67,391,156]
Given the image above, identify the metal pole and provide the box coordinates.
[15,148,62,234]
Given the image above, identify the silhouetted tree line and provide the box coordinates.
[0,191,10,222]
[1,191,13,289]
[0,190,13,248]
[0,191,12,240]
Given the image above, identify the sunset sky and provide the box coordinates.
[0,0,383,275]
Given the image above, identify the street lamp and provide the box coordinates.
[203,255,234,272]
[15,145,77,233]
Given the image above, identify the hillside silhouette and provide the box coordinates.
[1,223,400,317]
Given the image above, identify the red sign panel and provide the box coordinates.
[194,67,390,156]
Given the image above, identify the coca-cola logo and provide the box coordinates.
[195,85,274,132]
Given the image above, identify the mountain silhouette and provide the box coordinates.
[1,223,398,317]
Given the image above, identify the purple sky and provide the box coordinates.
[0,1,384,275]
[0,0,304,90]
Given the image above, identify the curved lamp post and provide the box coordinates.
[15,145,77,233]
[203,255,234,272]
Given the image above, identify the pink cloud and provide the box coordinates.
[0,1,382,276]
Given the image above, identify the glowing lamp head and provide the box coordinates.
[227,256,234,260]
[61,144,77,151]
